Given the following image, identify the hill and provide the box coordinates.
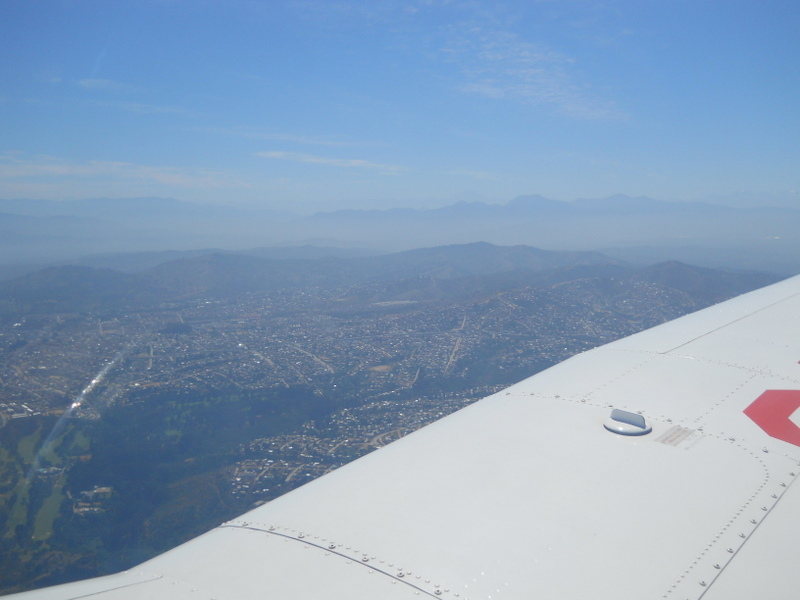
[0,243,778,317]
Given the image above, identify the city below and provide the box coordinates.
[0,245,778,593]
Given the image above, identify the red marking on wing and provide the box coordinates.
[744,390,800,447]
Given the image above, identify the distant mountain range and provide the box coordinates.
[1,195,798,275]
[0,198,296,265]
[287,195,800,272]
[0,242,778,318]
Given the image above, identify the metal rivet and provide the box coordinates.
[700,581,707,587]
[329,544,336,550]
[714,564,721,569]
[362,556,369,562]
[727,548,734,553]
[397,572,404,578]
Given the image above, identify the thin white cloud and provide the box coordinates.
[204,127,357,147]
[258,151,405,174]
[445,168,495,180]
[441,24,621,120]
[0,154,242,190]
[287,2,619,119]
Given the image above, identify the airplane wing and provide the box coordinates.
[10,274,800,600]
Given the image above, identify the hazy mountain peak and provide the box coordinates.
[573,194,665,210]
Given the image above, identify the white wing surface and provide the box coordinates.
[11,275,800,600]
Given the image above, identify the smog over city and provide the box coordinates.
[0,1,797,594]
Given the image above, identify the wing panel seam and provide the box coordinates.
[219,523,446,598]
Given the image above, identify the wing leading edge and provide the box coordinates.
[11,275,800,600]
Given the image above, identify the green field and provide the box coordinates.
[32,482,64,541]
[0,416,98,592]
[0,383,336,594]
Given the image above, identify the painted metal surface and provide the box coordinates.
[744,390,800,446]
[11,274,800,600]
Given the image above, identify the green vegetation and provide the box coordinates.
[6,484,30,535]
[16,428,42,464]
[0,417,95,594]
[32,483,64,541]
[0,381,355,594]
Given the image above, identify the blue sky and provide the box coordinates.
[1,0,798,213]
